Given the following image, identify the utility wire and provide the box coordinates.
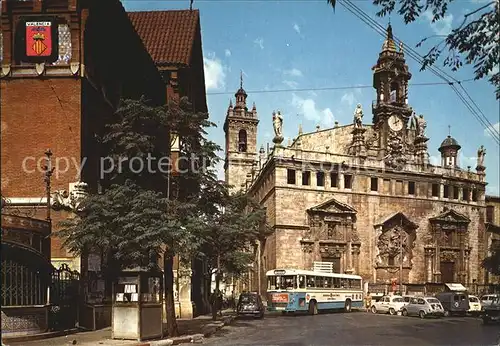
[339,0,499,144]
[206,79,475,95]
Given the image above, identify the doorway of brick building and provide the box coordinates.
[440,261,455,283]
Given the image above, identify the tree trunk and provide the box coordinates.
[164,255,178,337]
[212,253,221,321]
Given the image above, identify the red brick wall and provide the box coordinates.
[1,78,82,197]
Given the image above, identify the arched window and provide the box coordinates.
[390,82,399,103]
[238,129,247,152]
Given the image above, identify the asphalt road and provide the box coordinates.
[204,311,500,346]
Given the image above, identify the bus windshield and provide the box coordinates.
[268,275,297,290]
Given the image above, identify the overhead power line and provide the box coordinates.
[338,0,499,144]
[207,79,475,95]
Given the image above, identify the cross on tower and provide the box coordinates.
[448,125,451,136]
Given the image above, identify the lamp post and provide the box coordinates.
[399,217,404,294]
[43,149,55,222]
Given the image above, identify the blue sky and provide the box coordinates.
[123,0,499,195]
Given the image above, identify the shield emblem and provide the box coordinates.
[26,21,53,57]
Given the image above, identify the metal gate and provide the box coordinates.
[50,264,80,330]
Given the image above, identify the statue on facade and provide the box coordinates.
[416,114,427,137]
[477,145,486,167]
[272,110,284,144]
[52,181,89,212]
[353,104,363,128]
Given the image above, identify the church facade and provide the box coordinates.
[224,25,492,293]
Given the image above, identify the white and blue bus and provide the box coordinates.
[266,268,364,314]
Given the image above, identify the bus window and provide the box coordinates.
[332,278,341,288]
[315,276,323,288]
[307,276,315,288]
[324,277,333,288]
[277,275,297,289]
[298,275,306,288]
[348,279,359,289]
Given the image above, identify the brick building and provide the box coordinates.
[485,195,500,285]
[1,0,166,270]
[224,25,494,294]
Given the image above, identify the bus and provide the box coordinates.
[266,268,364,315]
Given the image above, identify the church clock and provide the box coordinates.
[388,115,403,132]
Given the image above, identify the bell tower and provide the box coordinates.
[372,24,413,162]
[223,73,259,192]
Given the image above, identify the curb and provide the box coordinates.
[137,315,236,346]
[2,328,80,344]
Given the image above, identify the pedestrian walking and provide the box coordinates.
[365,291,372,312]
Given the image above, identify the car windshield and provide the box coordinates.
[469,297,478,303]
[239,295,257,303]
[427,298,440,304]
[392,297,403,302]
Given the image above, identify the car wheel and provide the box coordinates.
[371,306,377,314]
[389,308,396,316]
[344,300,352,313]
[419,310,426,319]
[402,309,408,317]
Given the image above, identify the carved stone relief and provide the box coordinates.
[376,226,414,267]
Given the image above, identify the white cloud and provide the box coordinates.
[224,49,231,57]
[204,55,226,90]
[283,80,299,89]
[291,93,335,127]
[254,38,264,50]
[341,92,357,107]
[423,10,453,36]
[213,155,225,181]
[293,23,301,34]
[283,68,303,77]
[484,122,500,138]
[488,64,499,77]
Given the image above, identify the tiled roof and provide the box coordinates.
[128,9,199,66]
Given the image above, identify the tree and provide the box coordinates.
[483,241,500,276]
[327,0,500,98]
[193,183,271,320]
[58,96,219,337]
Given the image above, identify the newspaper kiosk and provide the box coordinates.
[112,266,163,341]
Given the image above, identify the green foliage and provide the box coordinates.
[482,241,500,276]
[194,184,272,278]
[327,0,500,98]
[58,180,191,270]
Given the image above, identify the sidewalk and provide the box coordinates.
[4,310,236,346]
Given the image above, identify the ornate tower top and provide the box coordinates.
[381,23,397,52]
[438,135,461,168]
[234,70,248,111]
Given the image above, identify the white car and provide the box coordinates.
[468,295,482,316]
[480,294,499,308]
[371,295,406,315]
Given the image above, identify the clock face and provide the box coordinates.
[388,115,403,131]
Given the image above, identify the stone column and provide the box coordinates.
[178,267,194,319]
[425,248,434,283]
[352,244,361,274]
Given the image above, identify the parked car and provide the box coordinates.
[480,294,499,308]
[401,296,444,319]
[467,295,482,316]
[482,295,500,325]
[435,291,469,316]
[370,295,406,315]
[237,292,265,318]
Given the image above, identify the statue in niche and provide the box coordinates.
[477,145,486,167]
[353,104,363,128]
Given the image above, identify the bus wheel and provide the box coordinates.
[344,300,352,313]
[309,301,318,315]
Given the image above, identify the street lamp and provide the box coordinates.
[43,149,55,222]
